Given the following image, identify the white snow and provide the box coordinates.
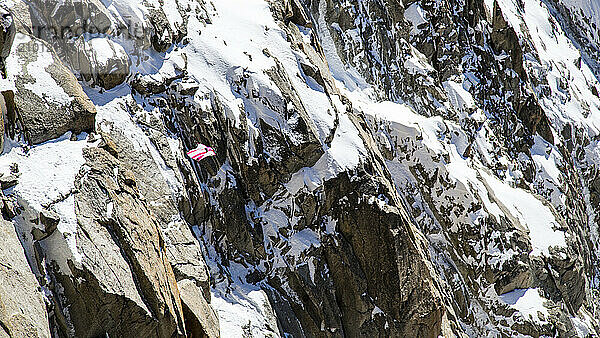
[95,95,147,151]
[499,288,549,323]
[5,34,73,106]
[572,316,591,337]
[288,229,320,257]
[316,0,368,91]
[530,136,562,186]
[212,287,280,338]
[404,3,428,35]
[443,80,476,111]
[199,234,281,338]
[0,132,95,273]
[88,38,128,69]
[480,170,566,256]
[404,50,436,77]
[286,113,367,195]
[359,100,446,155]
[102,0,150,36]
[0,134,89,216]
[152,0,365,334]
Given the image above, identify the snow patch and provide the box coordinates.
[404,3,428,35]
[499,288,550,323]
[480,171,566,256]
[5,34,73,106]
[0,132,95,274]
[443,80,476,111]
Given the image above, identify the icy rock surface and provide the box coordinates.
[0,0,599,337]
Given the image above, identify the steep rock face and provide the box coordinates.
[0,218,50,338]
[321,168,445,337]
[32,96,219,337]
[305,0,600,335]
[0,0,600,337]
[148,3,451,335]
[65,144,186,337]
[95,99,219,336]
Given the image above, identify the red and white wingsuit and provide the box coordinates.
[186,143,216,161]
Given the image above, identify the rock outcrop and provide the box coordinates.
[0,218,50,338]
[70,37,131,89]
[0,5,15,77]
[6,33,96,144]
[63,144,186,337]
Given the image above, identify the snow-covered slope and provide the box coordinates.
[0,0,599,336]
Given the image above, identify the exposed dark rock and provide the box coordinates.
[516,94,555,145]
[148,8,173,53]
[324,169,444,337]
[1,90,17,140]
[0,174,17,189]
[490,1,527,80]
[0,6,15,77]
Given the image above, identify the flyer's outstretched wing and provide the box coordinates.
[187,144,216,161]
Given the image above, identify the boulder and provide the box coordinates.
[131,73,166,95]
[0,174,17,189]
[70,37,131,90]
[178,279,220,338]
[6,34,96,144]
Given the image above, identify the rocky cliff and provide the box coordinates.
[0,0,599,337]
